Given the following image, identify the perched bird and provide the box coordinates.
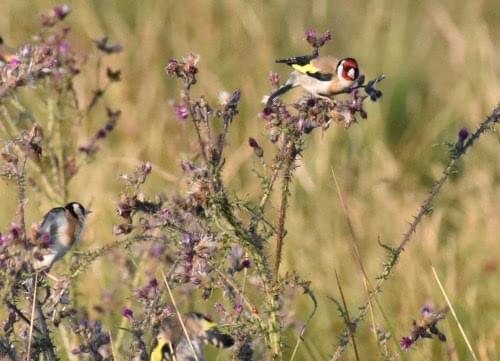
[33,202,91,271]
[0,36,16,64]
[267,54,360,105]
[150,312,234,361]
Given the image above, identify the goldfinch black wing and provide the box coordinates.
[275,54,332,81]
[276,54,317,67]
[203,329,234,348]
[192,313,234,348]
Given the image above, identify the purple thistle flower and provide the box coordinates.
[305,29,317,45]
[400,336,413,351]
[175,104,189,121]
[0,233,7,247]
[234,303,244,314]
[149,278,158,289]
[21,46,30,57]
[9,223,23,241]
[318,30,332,46]
[58,41,71,54]
[458,127,469,142]
[53,5,71,19]
[241,259,251,269]
[121,307,134,320]
[8,56,21,71]
[142,161,152,175]
[248,137,264,157]
[117,202,132,218]
[165,59,179,75]
[268,72,280,87]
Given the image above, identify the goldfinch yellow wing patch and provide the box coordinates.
[150,339,167,361]
[291,63,319,74]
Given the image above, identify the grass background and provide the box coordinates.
[1,0,499,360]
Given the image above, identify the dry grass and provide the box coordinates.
[1,0,499,360]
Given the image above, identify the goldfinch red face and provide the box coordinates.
[337,58,359,82]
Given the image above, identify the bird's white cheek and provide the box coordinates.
[348,68,355,79]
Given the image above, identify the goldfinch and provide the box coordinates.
[150,312,234,361]
[0,36,16,64]
[267,55,360,105]
[33,202,91,271]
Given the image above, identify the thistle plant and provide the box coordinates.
[0,5,498,361]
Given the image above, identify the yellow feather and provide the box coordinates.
[200,318,216,331]
[291,63,319,74]
[150,339,167,361]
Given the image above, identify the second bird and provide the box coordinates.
[33,202,91,271]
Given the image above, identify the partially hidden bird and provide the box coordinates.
[33,202,91,271]
[150,312,234,361]
[0,36,16,64]
[267,54,360,106]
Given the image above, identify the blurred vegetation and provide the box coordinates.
[1,0,499,360]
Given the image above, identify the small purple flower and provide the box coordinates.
[142,161,152,175]
[53,5,71,19]
[259,106,274,121]
[117,202,132,218]
[58,41,71,54]
[241,259,251,269]
[71,347,82,355]
[458,127,469,142]
[8,56,21,71]
[165,59,179,75]
[214,303,225,314]
[21,45,30,57]
[175,104,189,121]
[268,72,280,87]
[400,336,413,351]
[160,208,170,220]
[162,306,174,317]
[121,307,134,321]
[39,233,54,248]
[420,306,431,316]
[248,137,264,158]
[318,30,332,46]
[96,129,107,139]
[234,303,243,314]
[305,29,317,45]
[9,223,23,241]
[0,233,7,247]
[149,278,158,289]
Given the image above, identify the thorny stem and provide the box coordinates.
[183,82,208,163]
[215,194,282,358]
[331,105,500,360]
[16,147,28,239]
[334,270,361,361]
[274,139,295,279]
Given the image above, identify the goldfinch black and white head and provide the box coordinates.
[150,312,234,361]
[33,202,91,271]
[267,54,360,105]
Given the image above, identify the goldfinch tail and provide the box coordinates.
[267,83,294,106]
[275,54,316,66]
[203,329,234,348]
